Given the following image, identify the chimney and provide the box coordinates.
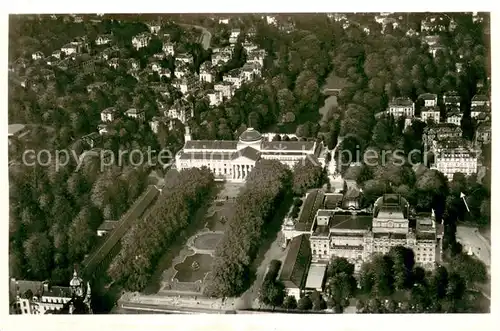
[43,282,50,292]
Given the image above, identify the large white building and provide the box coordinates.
[431,143,478,181]
[175,128,326,182]
[10,270,91,314]
[388,97,415,118]
[282,190,443,274]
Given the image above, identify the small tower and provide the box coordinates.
[431,208,436,228]
[184,125,192,143]
[69,267,84,298]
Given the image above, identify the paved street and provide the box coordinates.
[235,234,288,310]
[177,23,212,50]
[456,225,491,267]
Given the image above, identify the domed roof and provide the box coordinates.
[239,128,262,142]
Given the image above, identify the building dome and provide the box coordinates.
[239,128,262,143]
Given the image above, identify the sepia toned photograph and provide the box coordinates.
[7,12,490,315]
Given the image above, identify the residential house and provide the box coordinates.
[418,93,438,107]
[31,51,44,60]
[443,91,461,107]
[153,52,166,60]
[470,105,490,119]
[100,107,117,123]
[150,61,162,72]
[128,58,140,71]
[218,18,229,24]
[207,90,223,106]
[241,62,262,82]
[158,68,172,79]
[166,99,193,124]
[176,53,194,65]
[52,50,62,59]
[101,46,120,60]
[212,52,232,67]
[95,34,112,46]
[266,15,277,26]
[214,82,235,99]
[97,124,116,135]
[423,123,463,149]
[132,32,151,50]
[421,15,448,33]
[431,140,478,181]
[475,122,491,146]
[247,27,257,38]
[162,42,175,56]
[406,28,419,37]
[330,13,347,22]
[429,44,446,58]
[125,108,145,121]
[446,111,463,126]
[279,234,311,301]
[149,116,172,134]
[421,107,441,124]
[174,62,189,79]
[229,28,241,44]
[97,220,119,237]
[147,22,162,35]
[61,43,79,56]
[44,56,58,66]
[471,94,490,108]
[199,61,214,83]
[279,21,296,34]
[81,132,101,149]
[387,97,415,118]
[223,68,243,89]
[108,58,120,69]
[246,49,266,66]
[242,42,258,53]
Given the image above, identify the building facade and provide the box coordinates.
[10,270,92,314]
[175,127,326,182]
[388,97,415,118]
[282,190,443,273]
[431,146,478,180]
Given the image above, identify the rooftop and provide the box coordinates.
[239,128,263,143]
[305,264,327,290]
[261,141,316,152]
[389,97,413,107]
[296,190,325,231]
[232,146,260,161]
[279,235,311,289]
[8,124,26,136]
[98,220,119,231]
[324,193,344,209]
[472,94,489,102]
[179,151,234,161]
[330,212,372,231]
[418,93,437,100]
[373,232,407,240]
[184,140,238,151]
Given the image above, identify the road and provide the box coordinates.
[177,23,212,50]
[456,225,491,267]
[235,234,288,309]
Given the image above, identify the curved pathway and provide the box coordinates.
[177,23,212,50]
